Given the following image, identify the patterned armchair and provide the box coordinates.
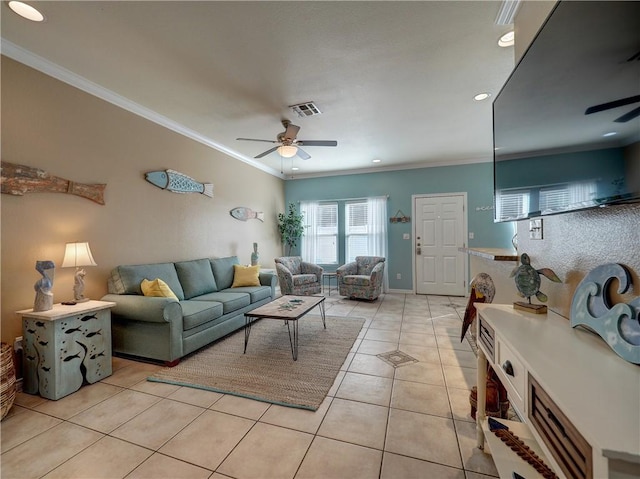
[274,256,323,295]
[337,256,386,301]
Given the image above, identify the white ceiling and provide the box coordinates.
[1,1,516,178]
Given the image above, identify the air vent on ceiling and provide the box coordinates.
[495,0,521,25]
[289,102,322,118]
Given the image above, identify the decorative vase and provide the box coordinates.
[251,243,259,266]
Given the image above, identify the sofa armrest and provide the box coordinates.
[101,294,183,323]
[336,262,357,279]
[259,271,278,298]
[301,261,323,281]
[369,261,385,286]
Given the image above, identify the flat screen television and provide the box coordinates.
[493,1,640,222]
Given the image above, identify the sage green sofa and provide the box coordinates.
[101,256,276,364]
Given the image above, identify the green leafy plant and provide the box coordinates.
[277,202,305,255]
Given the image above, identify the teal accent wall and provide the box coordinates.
[285,162,514,291]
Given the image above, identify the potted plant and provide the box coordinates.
[277,202,304,255]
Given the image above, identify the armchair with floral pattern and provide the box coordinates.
[336,256,386,301]
[274,256,323,295]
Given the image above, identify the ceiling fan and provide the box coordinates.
[585,94,640,123]
[237,120,337,160]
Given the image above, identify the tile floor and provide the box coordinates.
[0,293,498,479]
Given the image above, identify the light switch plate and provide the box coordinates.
[403,233,410,240]
[529,219,543,240]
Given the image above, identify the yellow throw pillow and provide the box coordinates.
[141,278,178,300]
[232,264,261,287]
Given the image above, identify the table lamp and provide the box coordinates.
[61,241,97,303]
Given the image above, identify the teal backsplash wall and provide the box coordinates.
[285,162,514,292]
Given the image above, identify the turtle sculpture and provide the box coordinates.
[510,253,561,312]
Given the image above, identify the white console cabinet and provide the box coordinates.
[475,304,640,479]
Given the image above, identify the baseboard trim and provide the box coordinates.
[387,289,415,294]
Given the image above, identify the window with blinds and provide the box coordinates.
[316,202,338,264]
[345,201,369,262]
[540,181,597,213]
[495,190,530,221]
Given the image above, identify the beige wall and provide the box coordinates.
[1,56,285,344]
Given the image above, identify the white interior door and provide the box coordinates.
[414,194,466,296]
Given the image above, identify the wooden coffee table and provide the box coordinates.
[244,295,326,360]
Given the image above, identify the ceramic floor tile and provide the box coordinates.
[159,410,254,470]
[448,386,476,423]
[13,391,47,409]
[368,320,402,331]
[357,339,399,356]
[455,419,499,476]
[402,314,432,324]
[386,408,462,468]
[111,398,205,449]
[0,422,103,479]
[168,385,224,408]
[336,372,393,407]
[210,394,271,420]
[260,395,332,434]
[398,343,441,364]
[41,435,152,479]
[68,389,161,433]
[443,365,477,391]
[391,379,451,417]
[401,322,435,334]
[437,334,473,352]
[440,348,479,369]
[363,328,401,342]
[465,471,499,479]
[101,362,162,388]
[0,409,62,451]
[381,452,465,479]
[341,351,355,371]
[393,360,446,386]
[296,436,383,479]
[317,398,388,450]
[347,353,396,378]
[217,422,313,479]
[400,331,439,348]
[327,370,346,397]
[127,452,213,479]
[33,382,124,420]
[130,378,182,397]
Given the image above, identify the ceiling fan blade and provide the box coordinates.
[283,122,300,140]
[296,148,311,160]
[255,146,280,159]
[585,95,640,115]
[297,140,338,147]
[237,138,279,144]
[614,106,640,123]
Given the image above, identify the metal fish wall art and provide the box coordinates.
[230,207,264,222]
[1,161,106,205]
[145,169,213,197]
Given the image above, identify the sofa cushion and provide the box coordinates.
[343,275,372,286]
[175,258,218,299]
[191,291,250,314]
[232,264,260,287]
[140,278,178,300]
[108,263,185,300]
[226,285,272,303]
[180,300,224,330]
[210,256,239,290]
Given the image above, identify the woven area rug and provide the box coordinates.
[148,315,365,411]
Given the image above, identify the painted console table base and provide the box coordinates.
[18,300,115,400]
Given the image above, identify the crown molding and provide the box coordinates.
[1,39,284,179]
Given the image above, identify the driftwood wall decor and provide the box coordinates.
[1,161,106,205]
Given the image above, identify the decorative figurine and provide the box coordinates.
[251,242,259,266]
[510,253,561,314]
[145,169,213,197]
[461,273,495,341]
[73,268,87,302]
[33,260,55,312]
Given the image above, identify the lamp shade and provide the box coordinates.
[61,242,97,268]
[277,145,298,158]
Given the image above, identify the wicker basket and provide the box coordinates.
[1,342,17,420]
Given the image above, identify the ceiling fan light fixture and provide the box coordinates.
[277,145,298,158]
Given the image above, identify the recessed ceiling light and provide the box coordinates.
[8,1,45,22]
[603,132,617,137]
[474,93,491,101]
[498,31,515,47]
[372,159,381,163]
[291,167,299,171]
